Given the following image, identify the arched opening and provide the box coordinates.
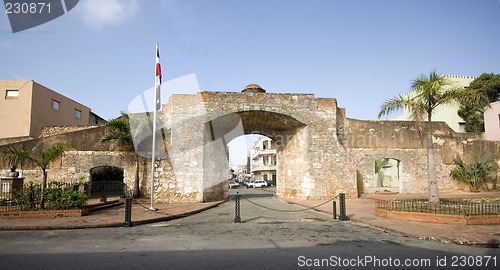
[374,158,401,193]
[89,166,125,199]
[228,134,277,187]
[249,135,277,186]
[206,110,307,200]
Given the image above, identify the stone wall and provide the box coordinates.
[346,119,500,195]
[2,90,499,203]
[40,125,99,138]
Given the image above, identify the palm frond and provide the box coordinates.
[101,112,135,150]
[378,95,404,118]
[378,93,419,119]
[40,144,69,168]
[0,146,32,167]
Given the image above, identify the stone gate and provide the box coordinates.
[145,84,357,202]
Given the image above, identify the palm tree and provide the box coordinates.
[378,70,488,203]
[101,112,141,198]
[1,143,69,208]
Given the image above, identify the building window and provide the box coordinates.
[5,90,19,99]
[498,114,500,127]
[52,100,60,110]
[75,109,81,119]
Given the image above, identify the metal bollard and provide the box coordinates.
[29,183,35,209]
[234,192,241,223]
[333,201,337,220]
[339,193,348,221]
[124,197,132,227]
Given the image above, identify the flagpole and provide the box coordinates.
[150,42,160,211]
[150,97,157,211]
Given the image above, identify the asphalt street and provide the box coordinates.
[0,187,498,270]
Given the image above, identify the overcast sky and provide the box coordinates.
[2,0,500,165]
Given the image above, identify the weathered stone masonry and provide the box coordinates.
[2,90,499,203]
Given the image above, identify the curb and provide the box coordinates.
[0,201,225,231]
[348,216,500,249]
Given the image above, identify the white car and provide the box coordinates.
[248,180,267,188]
[228,180,239,189]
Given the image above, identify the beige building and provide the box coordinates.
[392,75,477,133]
[0,80,104,139]
[484,101,500,141]
[251,136,277,185]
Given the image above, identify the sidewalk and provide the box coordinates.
[281,192,500,248]
[0,199,224,230]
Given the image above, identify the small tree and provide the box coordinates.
[449,157,498,192]
[378,70,487,203]
[1,144,69,208]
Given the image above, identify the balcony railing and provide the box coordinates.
[252,165,277,172]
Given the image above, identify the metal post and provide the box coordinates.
[339,193,348,221]
[29,183,35,209]
[124,197,132,227]
[234,192,241,223]
[333,201,337,220]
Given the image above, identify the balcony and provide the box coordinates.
[251,149,276,160]
[252,164,277,172]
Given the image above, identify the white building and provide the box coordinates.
[392,75,477,133]
[251,136,277,185]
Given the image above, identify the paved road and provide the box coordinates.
[0,187,498,270]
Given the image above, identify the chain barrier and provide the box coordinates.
[241,195,338,213]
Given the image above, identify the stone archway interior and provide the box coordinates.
[204,110,307,200]
[89,166,125,198]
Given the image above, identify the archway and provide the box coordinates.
[89,166,125,198]
[205,110,307,200]
[374,158,401,193]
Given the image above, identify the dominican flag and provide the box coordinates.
[155,42,162,111]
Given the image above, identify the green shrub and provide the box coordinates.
[449,157,498,192]
[10,182,41,210]
[43,182,88,210]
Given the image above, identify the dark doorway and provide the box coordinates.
[89,166,125,198]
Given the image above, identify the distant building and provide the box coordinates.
[232,165,248,182]
[484,101,500,141]
[392,75,477,133]
[0,80,105,139]
[251,136,276,184]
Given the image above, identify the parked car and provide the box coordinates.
[266,180,275,186]
[248,180,267,188]
[228,180,239,189]
[242,179,251,187]
[245,180,254,188]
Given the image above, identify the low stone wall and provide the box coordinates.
[0,208,89,218]
[375,208,500,225]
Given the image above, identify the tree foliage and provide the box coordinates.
[0,144,69,186]
[458,73,500,132]
[101,112,134,149]
[1,143,70,209]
